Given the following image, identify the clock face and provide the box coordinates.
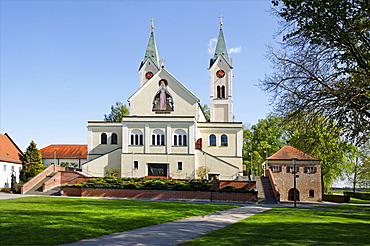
[145,71,154,79]
[216,70,225,78]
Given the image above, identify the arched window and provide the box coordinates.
[309,190,315,198]
[101,133,107,144]
[173,130,187,146]
[221,134,228,146]
[130,130,143,145]
[152,130,165,146]
[217,86,221,98]
[221,85,225,98]
[111,133,118,144]
[209,134,216,146]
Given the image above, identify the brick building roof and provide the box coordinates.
[40,145,87,159]
[267,144,321,161]
[0,133,23,164]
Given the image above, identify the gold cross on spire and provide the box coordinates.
[150,17,156,30]
[218,14,224,29]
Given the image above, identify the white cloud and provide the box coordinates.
[207,38,217,55]
[207,38,242,55]
[228,46,242,54]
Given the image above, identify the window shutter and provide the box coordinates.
[304,167,308,173]
[279,166,282,172]
[287,166,290,173]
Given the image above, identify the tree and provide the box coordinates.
[196,166,210,179]
[262,0,370,143]
[243,114,285,175]
[104,102,129,122]
[200,104,210,121]
[284,113,352,191]
[344,142,370,191]
[20,141,45,182]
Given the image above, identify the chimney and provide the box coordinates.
[286,141,291,145]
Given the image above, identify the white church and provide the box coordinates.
[83,19,243,180]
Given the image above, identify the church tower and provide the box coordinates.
[138,19,160,87]
[209,15,233,122]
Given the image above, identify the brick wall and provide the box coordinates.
[268,163,322,202]
[61,187,257,203]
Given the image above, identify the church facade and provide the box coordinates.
[83,20,243,180]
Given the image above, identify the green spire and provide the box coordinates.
[209,19,232,68]
[139,28,159,70]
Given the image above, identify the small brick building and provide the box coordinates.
[266,143,322,202]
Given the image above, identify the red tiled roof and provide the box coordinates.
[0,134,23,164]
[40,145,87,159]
[267,144,320,161]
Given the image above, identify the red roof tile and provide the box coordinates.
[40,145,87,159]
[0,134,23,164]
[268,144,320,161]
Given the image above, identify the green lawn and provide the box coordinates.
[318,205,370,211]
[345,197,370,204]
[0,197,238,245]
[181,208,370,245]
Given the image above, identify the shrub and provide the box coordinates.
[343,192,370,200]
[323,194,350,203]
[64,177,215,191]
[1,188,11,193]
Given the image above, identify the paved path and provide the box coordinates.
[63,205,273,246]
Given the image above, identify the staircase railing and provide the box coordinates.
[267,168,280,203]
[21,164,65,194]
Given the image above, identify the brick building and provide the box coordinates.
[266,142,322,202]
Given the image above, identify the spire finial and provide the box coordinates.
[150,17,156,30]
[218,14,224,29]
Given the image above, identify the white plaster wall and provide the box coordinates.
[121,153,195,179]
[0,161,22,188]
[83,148,121,177]
[129,70,199,117]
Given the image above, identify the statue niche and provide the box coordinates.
[152,79,174,113]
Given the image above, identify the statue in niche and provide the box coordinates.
[152,79,174,112]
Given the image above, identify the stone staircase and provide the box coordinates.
[256,176,277,204]
[25,172,61,196]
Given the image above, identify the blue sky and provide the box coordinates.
[1,0,280,151]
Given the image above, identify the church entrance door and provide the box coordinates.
[147,164,168,177]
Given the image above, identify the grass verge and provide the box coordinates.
[181,208,370,245]
[0,197,238,245]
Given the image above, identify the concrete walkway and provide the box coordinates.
[63,205,273,246]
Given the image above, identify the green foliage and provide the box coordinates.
[200,104,210,121]
[344,191,370,200]
[196,166,210,179]
[243,114,285,175]
[20,140,45,182]
[104,101,129,122]
[105,168,120,177]
[60,162,78,168]
[263,0,370,143]
[0,188,11,193]
[66,177,215,191]
[284,113,351,188]
[323,194,351,203]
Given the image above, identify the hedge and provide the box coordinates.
[343,191,370,200]
[323,194,350,203]
[64,177,216,192]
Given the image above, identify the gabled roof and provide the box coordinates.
[139,31,159,70]
[40,145,87,159]
[0,133,23,164]
[268,144,321,161]
[128,68,200,103]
